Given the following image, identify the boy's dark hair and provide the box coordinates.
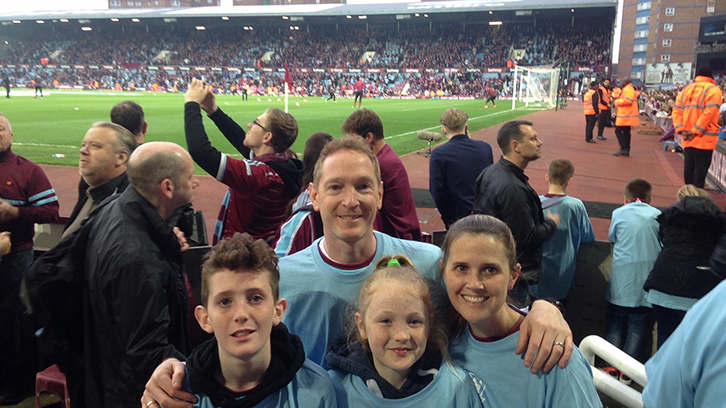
[110,100,145,135]
[497,120,533,155]
[200,233,280,306]
[624,178,652,201]
[265,107,298,153]
[590,82,598,89]
[341,108,384,140]
[548,158,575,187]
[301,132,334,190]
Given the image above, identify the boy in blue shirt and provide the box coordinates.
[530,158,595,302]
[182,233,337,408]
[606,178,661,361]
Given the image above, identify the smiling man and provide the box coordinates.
[473,120,561,307]
[184,78,304,243]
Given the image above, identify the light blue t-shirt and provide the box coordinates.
[643,279,726,408]
[531,195,595,300]
[646,289,698,312]
[185,359,338,408]
[278,231,442,367]
[449,325,601,408]
[328,361,485,408]
[607,201,661,308]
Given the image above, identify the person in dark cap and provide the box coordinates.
[673,66,723,188]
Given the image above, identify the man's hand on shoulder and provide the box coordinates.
[515,299,573,373]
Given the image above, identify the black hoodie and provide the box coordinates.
[185,324,306,408]
[325,340,441,399]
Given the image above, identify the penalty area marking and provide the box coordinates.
[14,142,80,149]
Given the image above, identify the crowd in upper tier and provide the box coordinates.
[1,19,610,69]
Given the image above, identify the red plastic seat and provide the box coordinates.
[35,364,71,408]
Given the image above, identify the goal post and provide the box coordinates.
[511,65,560,110]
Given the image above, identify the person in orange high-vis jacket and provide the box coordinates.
[584,81,600,143]
[613,78,639,157]
[597,79,612,140]
[673,66,724,188]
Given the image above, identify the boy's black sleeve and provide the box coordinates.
[184,101,223,177]
[208,108,251,158]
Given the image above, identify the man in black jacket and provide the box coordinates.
[473,120,560,306]
[82,142,198,408]
[62,122,138,238]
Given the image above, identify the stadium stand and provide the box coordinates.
[0,20,611,98]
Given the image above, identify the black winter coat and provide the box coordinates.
[644,196,726,299]
[83,187,190,408]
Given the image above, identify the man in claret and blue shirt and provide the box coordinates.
[0,113,59,405]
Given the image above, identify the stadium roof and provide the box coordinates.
[0,0,617,21]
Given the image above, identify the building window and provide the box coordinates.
[633,58,646,65]
[635,30,649,38]
[171,0,180,5]
[632,71,643,79]
[634,44,648,52]
[127,0,134,5]
[662,39,672,47]
[665,7,675,16]
[661,54,671,62]
[110,0,121,5]
[637,2,652,11]
[664,23,673,32]
[636,16,650,25]
[135,0,141,4]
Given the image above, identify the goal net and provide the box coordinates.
[511,65,559,110]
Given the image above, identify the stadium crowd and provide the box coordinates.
[0,20,610,98]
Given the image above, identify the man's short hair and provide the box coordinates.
[91,121,138,156]
[590,82,599,89]
[621,78,633,87]
[439,108,468,131]
[200,233,280,306]
[0,113,11,133]
[265,107,298,153]
[127,147,185,194]
[547,158,575,186]
[624,178,652,201]
[497,120,533,155]
[697,66,714,78]
[110,101,145,135]
[341,108,384,140]
[313,136,381,186]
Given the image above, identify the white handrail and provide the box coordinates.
[579,335,649,408]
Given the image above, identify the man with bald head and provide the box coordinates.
[80,142,198,408]
[63,122,138,238]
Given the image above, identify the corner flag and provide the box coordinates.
[284,62,293,89]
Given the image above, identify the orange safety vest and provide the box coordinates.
[614,84,640,127]
[598,85,611,111]
[673,75,723,150]
[584,89,596,115]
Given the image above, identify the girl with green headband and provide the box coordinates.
[324,255,485,407]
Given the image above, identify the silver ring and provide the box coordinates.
[146,401,158,408]
[554,341,565,348]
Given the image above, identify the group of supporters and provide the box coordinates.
[4,61,726,407]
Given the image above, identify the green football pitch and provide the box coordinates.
[2,90,542,173]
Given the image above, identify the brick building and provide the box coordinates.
[617,0,726,85]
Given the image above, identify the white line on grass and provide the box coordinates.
[14,142,80,149]
[386,108,540,140]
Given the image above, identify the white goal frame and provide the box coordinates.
[511,65,560,110]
